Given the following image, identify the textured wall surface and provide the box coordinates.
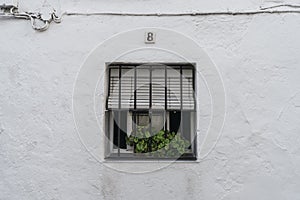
[1,0,300,199]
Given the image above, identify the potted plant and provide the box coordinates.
[126,126,190,158]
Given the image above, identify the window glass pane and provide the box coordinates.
[151,111,164,134]
[137,113,150,127]
[105,111,111,157]
[182,111,191,143]
[131,112,164,135]
[131,112,150,143]
[131,112,149,131]
[169,110,181,134]
[113,111,127,149]
[182,111,195,151]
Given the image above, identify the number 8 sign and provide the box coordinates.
[145,31,156,44]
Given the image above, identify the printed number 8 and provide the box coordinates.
[147,32,154,41]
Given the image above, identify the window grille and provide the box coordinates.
[105,63,197,160]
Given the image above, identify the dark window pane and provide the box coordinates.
[113,111,127,149]
[169,110,181,134]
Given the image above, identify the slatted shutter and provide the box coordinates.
[107,65,195,111]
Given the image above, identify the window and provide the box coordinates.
[105,63,196,160]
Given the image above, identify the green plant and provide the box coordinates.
[126,126,190,157]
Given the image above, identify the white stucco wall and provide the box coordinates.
[1,0,300,199]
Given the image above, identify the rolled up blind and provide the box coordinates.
[107,65,195,110]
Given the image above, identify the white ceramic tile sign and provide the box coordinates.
[144,31,156,44]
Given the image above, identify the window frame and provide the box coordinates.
[105,63,197,161]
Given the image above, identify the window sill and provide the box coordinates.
[104,153,198,163]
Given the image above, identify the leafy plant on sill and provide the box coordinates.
[126,126,191,157]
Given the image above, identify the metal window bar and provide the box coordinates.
[193,68,196,111]
[164,65,167,136]
[134,66,137,109]
[192,67,196,153]
[118,66,121,156]
[133,66,137,151]
[180,66,183,138]
[106,68,111,110]
[149,66,152,153]
[104,110,110,158]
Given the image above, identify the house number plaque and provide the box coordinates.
[145,31,156,44]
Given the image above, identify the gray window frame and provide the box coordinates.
[105,63,197,161]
